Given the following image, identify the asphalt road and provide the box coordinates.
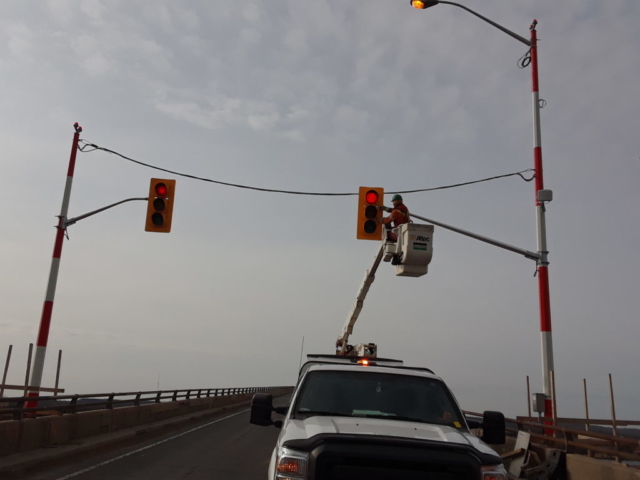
[16,399,288,480]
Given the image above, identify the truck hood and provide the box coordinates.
[280,416,499,458]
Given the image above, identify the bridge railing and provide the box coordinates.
[464,410,640,463]
[0,386,288,421]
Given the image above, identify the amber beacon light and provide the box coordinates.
[410,0,439,9]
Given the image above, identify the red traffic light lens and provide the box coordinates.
[155,183,168,196]
[365,191,379,204]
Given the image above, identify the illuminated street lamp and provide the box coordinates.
[410,2,555,421]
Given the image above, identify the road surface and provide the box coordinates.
[13,399,288,480]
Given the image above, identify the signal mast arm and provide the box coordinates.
[336,244,385,355]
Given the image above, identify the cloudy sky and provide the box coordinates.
[1,0,638,419]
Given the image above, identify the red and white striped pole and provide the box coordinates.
[26,123,82,408]
[529,21,554,420]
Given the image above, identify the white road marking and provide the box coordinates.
[55,409,250,480]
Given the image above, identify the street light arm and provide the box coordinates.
[407,209,541,261]
[64,197,148,227]
[438,1,531,47]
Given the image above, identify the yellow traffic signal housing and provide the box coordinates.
[145,178,176,233]
[356,187,384,240]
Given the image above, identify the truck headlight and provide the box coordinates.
[276,447,309,480]
[481,464,508,480]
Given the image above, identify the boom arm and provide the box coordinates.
[336,244,384,354]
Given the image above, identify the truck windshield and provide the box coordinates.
[294,370,465,428]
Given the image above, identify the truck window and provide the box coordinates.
[294,370,464,428]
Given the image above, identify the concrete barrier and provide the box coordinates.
[17,416,50,453]
[48,415,72,446]
[566,454,640,480]
[0,421,19,457]
[71,410,111,440]
[0,388,293,459]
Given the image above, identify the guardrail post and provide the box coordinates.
[14,397,26,420]
[186,390,190,400]
[155,391,162,403]
[214,388,218,397]
[107,393,116,409]
[172,390,177,402]
[197,389,201,398]
[134,392,142,407]
[206,389,211,397]
[70,394,79,414]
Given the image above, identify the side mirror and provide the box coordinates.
[275,405,289,416]
[250,393,275,427]
[480,411,506,445]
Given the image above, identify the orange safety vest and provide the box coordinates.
[381,204,410,227]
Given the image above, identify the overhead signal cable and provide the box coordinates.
[78,140,534,196]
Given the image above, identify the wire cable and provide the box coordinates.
[518,48,532,68]
[78,140,535,196]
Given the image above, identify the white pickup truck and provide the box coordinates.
[250,355,508,480]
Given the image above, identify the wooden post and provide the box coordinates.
[583,378,592,457]
[1,345,12,398]
[609,373,620,462]
[54,350,62,393]
[526,375,532,419]
[550,370,558,436]
[609,374,618,436]
[24,343,33,397]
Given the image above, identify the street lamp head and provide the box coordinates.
[410,0,439,10]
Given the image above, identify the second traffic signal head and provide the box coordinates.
[356,187,384,240]
[145,178,176,233]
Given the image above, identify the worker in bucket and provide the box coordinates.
[380,194,410,241]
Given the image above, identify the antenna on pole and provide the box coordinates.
[298,336,305,371]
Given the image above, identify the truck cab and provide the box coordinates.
[251,355,508,479]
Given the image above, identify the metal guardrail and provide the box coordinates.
[0,386,289,421]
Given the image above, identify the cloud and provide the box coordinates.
[1,0,639,415]
[7,23,33,58]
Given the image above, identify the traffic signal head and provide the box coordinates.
[145,178,176,233]
[357,186,384,240]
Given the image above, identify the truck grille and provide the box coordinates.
[321,458,474,480]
